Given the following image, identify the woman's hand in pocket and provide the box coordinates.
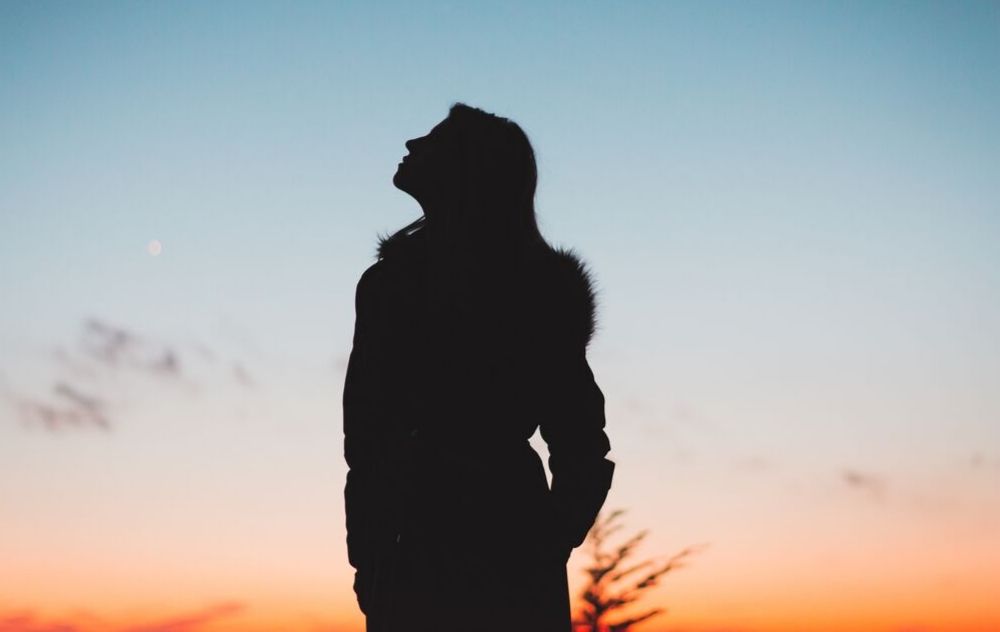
[352,569,367,614]
[540,499,573,565]
[353,564,375,615]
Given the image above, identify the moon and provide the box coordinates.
[147,240,163,256]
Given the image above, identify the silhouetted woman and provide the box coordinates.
[343,103,615,632]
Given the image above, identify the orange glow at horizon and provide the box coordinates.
[3,3,1000,630]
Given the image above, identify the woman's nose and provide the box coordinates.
[405,138,417,152]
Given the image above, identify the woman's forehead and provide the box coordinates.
[430,118,455,137]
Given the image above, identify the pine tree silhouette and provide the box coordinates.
[571,509,705,632]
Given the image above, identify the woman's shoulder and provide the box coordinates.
[354,254,402,307]
[520,243,600,350]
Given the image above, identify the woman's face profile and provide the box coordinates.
[393,118,458,213]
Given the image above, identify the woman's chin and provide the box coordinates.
[392,171,416,194]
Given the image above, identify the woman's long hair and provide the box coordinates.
[377,103,550,262]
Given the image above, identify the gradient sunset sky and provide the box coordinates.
[2,2,999,631]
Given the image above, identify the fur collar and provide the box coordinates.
[373,226,599,350]
[539,245,599,350]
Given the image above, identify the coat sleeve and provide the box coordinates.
[343,266,381,573]
[536,338,616,553]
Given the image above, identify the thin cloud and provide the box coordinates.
[3,317,271,433]
[124,601,246,632]
[73,317,269,390]
[0,609,103,632]
[232,363,254,388]
[80,318,136,367]
[842,468,887,500]
[189,341,217,363]
[148,349,181,376]
[0,601,247,632]
[54,382,106,416]
[731,455,772,473]
[0,611,80,632]
[969,452,1000,472]
[80,318,182,378]
[7,382,111,432]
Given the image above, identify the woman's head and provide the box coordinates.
[392,117,458,217]
[386,103,544,257]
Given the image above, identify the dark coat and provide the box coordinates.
[343,227,615,632]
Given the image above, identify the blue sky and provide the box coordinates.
[1,2,999,629]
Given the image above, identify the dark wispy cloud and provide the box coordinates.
[54,381,104,413]
[3,316,270,433]
[5,381,111,432]
[148,349,181,376]
[77,318,263,388]
[80,318,182,378]
[842,468,887,500]
[80,317,136,366]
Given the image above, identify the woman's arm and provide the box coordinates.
[343,266,381,579]
[537,341,616,557]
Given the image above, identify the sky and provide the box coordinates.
[1,1,999,630]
